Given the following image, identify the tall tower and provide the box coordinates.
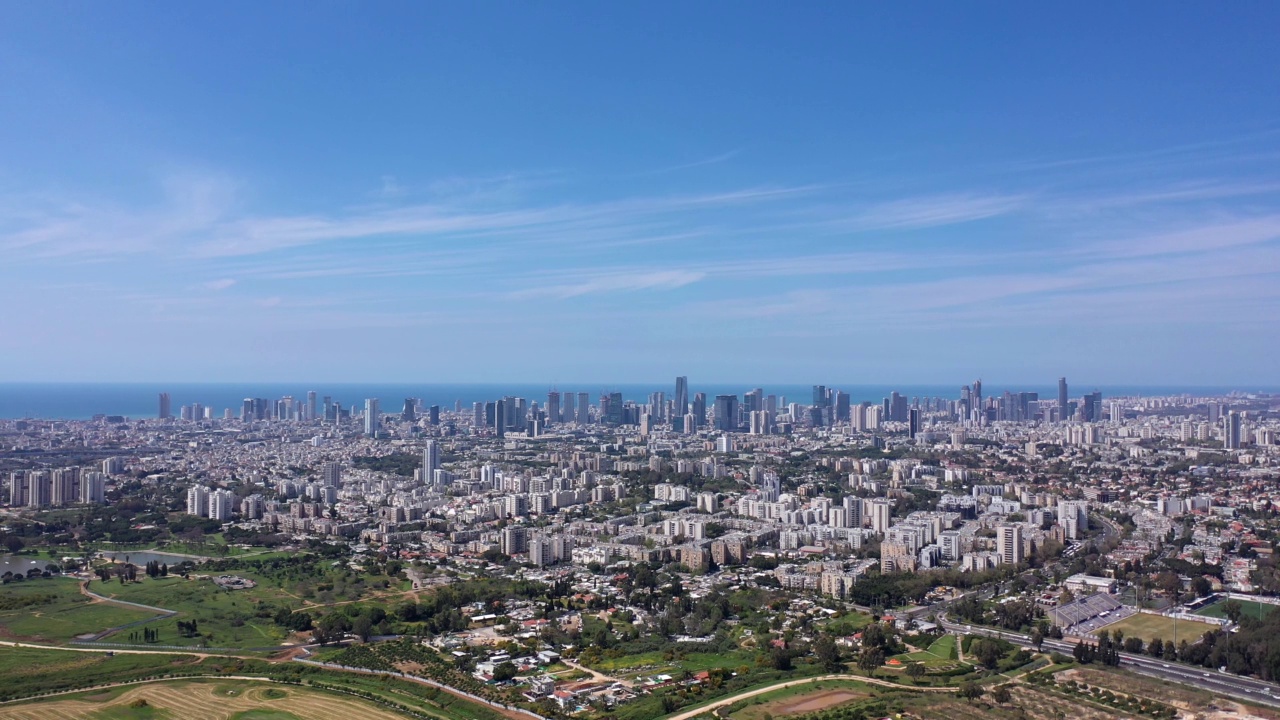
[675,376,689,417]
[158,392,172,420]
[422,439,440,478]
[1224,411,1242,450]
[364,398,380,437]
[547,391,560,425]
[1057,377,1068,419]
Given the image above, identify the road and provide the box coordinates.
[938,617,1280,708]
[663,673,956,720]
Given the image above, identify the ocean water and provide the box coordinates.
[0,382,1273,420]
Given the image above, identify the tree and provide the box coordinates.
[813,634,842,672]
[856,646,884,677]
[971,638,1004,669]
[905,661,925,683]
[1223,600,1244,624]
[493,661,517,682]
[1030,628,1044,651]
[992,684,1012,705]
[352,615,374,643]
[958,681,985,703]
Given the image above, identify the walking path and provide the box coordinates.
[663,673,956,720]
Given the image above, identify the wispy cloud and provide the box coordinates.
[512,270,706,299]
[201,278,237,291]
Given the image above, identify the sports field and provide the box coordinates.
[1195,598,1279,621]
[1100,612,1217,643]
[0,680,406,720]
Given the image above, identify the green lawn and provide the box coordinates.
[889,633,963,670]
[95,576,292,648]
[1102,612,1218,643]
[1195,598,1278,621]
[0,647,206,702]
[927,634,957,659]
[822,612,874,636]
[0,578,157,642]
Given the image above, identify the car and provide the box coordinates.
[1161,664,1169,668]
[1203,672,1211,677]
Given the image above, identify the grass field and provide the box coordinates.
[0,680,407,720]
[889,633,963,670]
[0,647,208,702]
[95,576,295,649]
[1195,598,1279,621]
[1099,612,1218,643]
[0,578,156,642]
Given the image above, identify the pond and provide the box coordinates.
[100,550,207,566]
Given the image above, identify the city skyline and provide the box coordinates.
[2,5,1280,383]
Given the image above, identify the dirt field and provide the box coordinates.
[0,680,407,720]
[734,688,868,720]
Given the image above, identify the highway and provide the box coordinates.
[938,616,1280,708]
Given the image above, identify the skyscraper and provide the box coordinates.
[674,376,689,417]
[908,408,920,439]
[423,439,440,479]
[401,398,417,423]
[692,392,707,427]
[1224,411,1242,450]
[158,392,172,420]
[997,524,1024,565]
[364,398,380,437]
[577,392,589,424]
[307,391,317,421]
[713,395,739,432]
[547,391,561,425]
[1057,377,1068,419]
[494,400,506,438]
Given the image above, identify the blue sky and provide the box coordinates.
[2,3,1280,385]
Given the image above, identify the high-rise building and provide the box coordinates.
[834,391,851,422]
[80,472,105,504]
[186,486,210,517]
[321,462,342,487]
[307,391,318,421]
[547,391,560,425]
[812,385,829,408]
[602,392,624,425]
[1057,377,1068,419]
[494,400,506,438]
[429,405,440,424]
[713,395,739,432]
[692,392,707,427]
[675,376,689,418]
[997,524,1024,565]
[158,392,172,420]
[51,467,80,506]
[422,439,440,479]
[1224,411,1242,450]
[209,489,236,521]
[401,398,417,423]
[577,392,589,424]
[868,498,893,534]
[7,471,29,507]
[908,408,920,439]
[26,471,51,509]
[364,398,381,437]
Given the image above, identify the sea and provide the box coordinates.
[0,382,1274,421]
